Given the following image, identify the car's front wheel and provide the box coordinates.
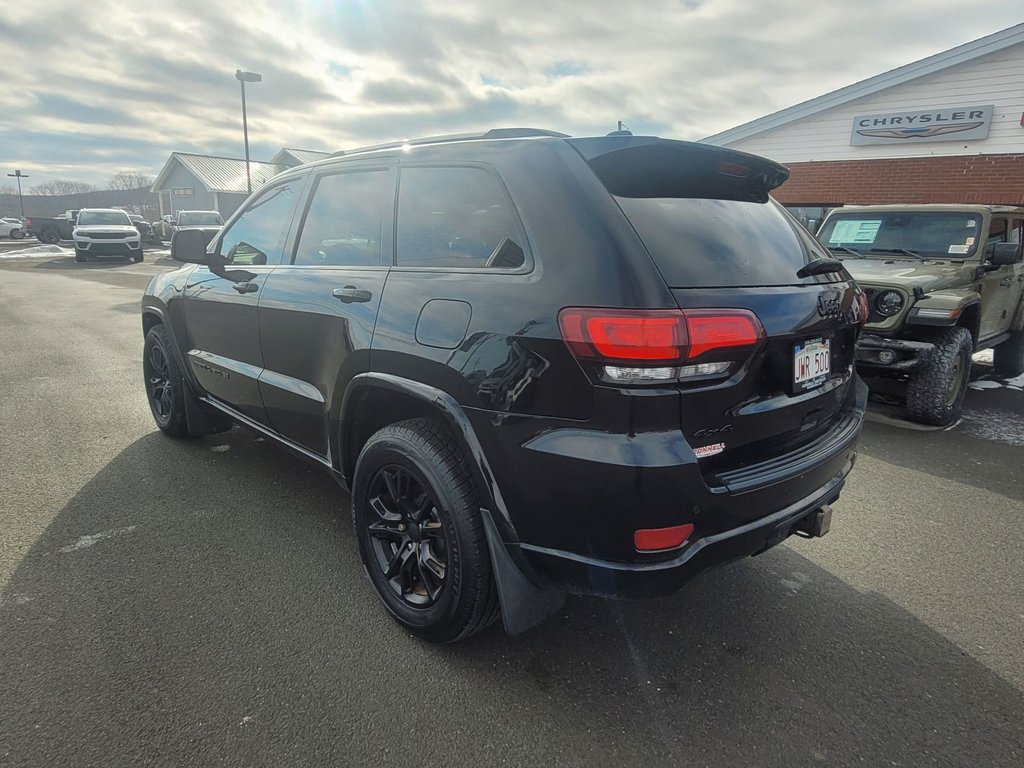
[143,325,192,437]
[906,326,973,425]
[352,419,500,643]
[129,250,144,263]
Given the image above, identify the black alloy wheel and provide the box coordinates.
[145,341,174,425]
[366,465,450,607]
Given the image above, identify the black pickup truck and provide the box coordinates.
[25,210,79,243]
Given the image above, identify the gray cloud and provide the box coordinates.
[0,0,1020,186]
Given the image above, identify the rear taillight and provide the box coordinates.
[558,308,763,384]
[24,218,32,227]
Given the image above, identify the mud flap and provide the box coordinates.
[479,508,566,635]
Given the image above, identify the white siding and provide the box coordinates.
[724,42,1024,163]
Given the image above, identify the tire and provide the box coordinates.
[143,325,192,437]
[993,330,1024,378]
[906,326,973,426]
[130,250,144,264]
[10,228,24,239]
[352,418,500,643]
[74,250,86,263]
[39,229,60,245]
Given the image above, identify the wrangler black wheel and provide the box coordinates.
[353,419,499,643]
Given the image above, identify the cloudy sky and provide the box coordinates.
[1,0,1021,189]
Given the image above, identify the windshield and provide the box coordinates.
[76,211,132,226]
[818,211,982,259]
[178,212,224,226]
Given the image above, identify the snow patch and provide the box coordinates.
[0,244,73,259]
[972,349,994,365]
[962,410,1024,447]
[969,380,1002,390]
[58,525,137,553]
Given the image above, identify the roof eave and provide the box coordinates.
[702,22,1024,146]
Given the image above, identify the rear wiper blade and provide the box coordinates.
[826,246,863,257]
[869,247,927,260]
[797,258,845,278]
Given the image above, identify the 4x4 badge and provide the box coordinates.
[817,292,842,318]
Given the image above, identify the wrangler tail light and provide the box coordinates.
[558,308,763,384]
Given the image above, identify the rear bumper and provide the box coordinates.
[519,459,851,598]
[473,377,867,599]
[856,333,933,371]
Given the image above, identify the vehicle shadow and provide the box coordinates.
[1,429,1021,767]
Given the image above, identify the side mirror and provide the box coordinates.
[171,228,208,264]
[989,242,1022,266]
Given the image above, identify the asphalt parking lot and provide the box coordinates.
[1,249,1022,767]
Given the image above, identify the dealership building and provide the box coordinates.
[704,22,1024,230]
[150,147,329,219]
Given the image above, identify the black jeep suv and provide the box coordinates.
[141,129,868,642]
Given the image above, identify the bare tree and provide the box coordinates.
[107,171,154,191]
[0,184,16,196]
[29,179,98,196]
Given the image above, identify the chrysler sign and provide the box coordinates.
[850,105,994,145]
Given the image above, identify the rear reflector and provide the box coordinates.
[634,523,695,552]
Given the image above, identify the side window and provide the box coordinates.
[1011,219,1024,245]
[218,181,299,266]
[988,217,1009,243]
[396,166,527,270]
[294,170,392,266]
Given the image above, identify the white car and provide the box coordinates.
[0,218,26,239]
[73,208,143,263]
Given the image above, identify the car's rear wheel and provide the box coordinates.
[993,330,1024,378]
[10,228,24,239]
[39,229,60,244]
[906,326,973,426]
[352,418,499,643]
[143,325,192,437]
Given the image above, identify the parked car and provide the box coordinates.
[129,215,161,245]
[817,204,1024,425]
[25,210,79,243]
[168,210,224,246]
[73,208,143,263]
[141,129,867,642]
[0,218,26,239]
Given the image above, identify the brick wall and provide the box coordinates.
[774,153,1024,206]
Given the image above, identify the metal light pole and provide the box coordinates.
[7,169,28,217]
[235,69,262,194]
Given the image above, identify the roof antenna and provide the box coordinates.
[607,120,632,136]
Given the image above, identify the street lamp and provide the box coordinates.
[7,169,28,218]
[235,69,262,194]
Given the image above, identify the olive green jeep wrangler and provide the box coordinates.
[816,204,1024,425]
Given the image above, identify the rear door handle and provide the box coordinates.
[233,282,259,294]
[332,286,372,303]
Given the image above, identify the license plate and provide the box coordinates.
[793,338,830,391]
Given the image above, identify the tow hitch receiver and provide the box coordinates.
[795,504,833,538]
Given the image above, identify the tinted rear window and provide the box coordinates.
[615,197,819,288]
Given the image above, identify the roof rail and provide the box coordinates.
[328,128,569,158]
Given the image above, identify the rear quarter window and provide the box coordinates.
[615,197,821,288]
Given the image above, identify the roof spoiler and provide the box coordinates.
[568,137,789,203]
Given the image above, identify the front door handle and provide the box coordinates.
[332,286,372,303]
[232,282,259,294]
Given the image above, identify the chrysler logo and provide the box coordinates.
[817,292,842,318]
[855,122,984,140]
